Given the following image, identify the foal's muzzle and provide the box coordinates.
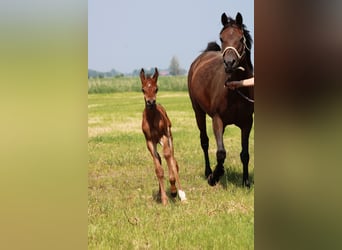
[145,99,156,109]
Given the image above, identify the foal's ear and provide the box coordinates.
[236,12,243,26]
[221,13,228,26]
[140,68,145,82]
[152,67,159,81]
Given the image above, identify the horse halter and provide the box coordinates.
[222,35,250,73]
[222,36,254,103]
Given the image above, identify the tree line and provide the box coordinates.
[88,56,186,78]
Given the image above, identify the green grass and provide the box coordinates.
[88,90,254,249]
[88,76,188,94]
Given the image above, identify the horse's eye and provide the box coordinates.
[220,37,223,42]
[155,87,158,93]
[141,88,145,93]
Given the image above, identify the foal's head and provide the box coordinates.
[220,12,252,72]
[140,68,159,109]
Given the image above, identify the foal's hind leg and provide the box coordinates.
[161,135,187,201]
[162,138,177,198]
[240,118,253,188]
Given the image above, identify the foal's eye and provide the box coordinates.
[155,87,158,93]
[141,88,145,93]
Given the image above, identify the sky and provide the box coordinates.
[88,0,254,73]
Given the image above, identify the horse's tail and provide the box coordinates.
[204,41,221,52]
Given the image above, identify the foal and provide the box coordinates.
[140,68,186,205]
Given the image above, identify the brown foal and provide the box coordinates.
[140,67,186,205]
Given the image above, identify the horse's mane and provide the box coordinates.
[204,17,253,52]
[220,16,253,53]
[204,41,221,52]
[202,15,253,71]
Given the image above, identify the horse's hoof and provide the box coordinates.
[205,169,212,178]
[207,174,218,186]
[243,180,251,188]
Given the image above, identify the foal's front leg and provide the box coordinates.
[161,135,187,202]
[146,140,167,205]
[161,135,178,198]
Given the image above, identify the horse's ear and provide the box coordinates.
[152,67,159,81]
[236,12,243,26]
[221,13,228,26]
[140,68,145,82]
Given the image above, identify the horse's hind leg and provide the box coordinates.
[208,115,226,186]
[240,118,253,188]
[194,108,211,178]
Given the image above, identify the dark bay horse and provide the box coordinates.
[188,12,254,187]
[140,68,187,205]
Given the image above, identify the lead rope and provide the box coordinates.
[236,89,254,103]
[224,79,255,103]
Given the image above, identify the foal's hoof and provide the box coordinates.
[178,190,187,202]
[207,174,219,186]
[171,191,178,198]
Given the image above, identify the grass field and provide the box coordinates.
[88,76,188,94]
[88,87,254,249]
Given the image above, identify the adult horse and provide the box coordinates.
[188,12,254,187]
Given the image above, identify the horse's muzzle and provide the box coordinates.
[224,60,237,73]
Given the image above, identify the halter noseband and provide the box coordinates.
[222,36,250,72]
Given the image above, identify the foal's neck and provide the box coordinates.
[145,105,159,117]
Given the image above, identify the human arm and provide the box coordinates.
[225,77,254,89]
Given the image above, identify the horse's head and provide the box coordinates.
[140,67,159,109]
[220,12,251,73]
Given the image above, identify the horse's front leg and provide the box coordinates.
[208,115,226,186]
[146,140,167,205]
[240,119,253,188]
